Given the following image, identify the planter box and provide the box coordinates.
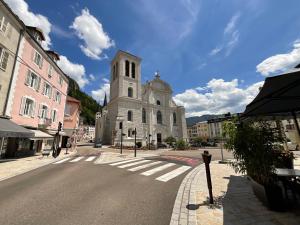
[250,177,287,211]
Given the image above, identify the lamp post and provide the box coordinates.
[202,150,214,204]
[148,134,152,150]
[133,128,137,157]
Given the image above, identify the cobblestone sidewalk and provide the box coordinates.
[0,149,76,181]
[170,161,300,225]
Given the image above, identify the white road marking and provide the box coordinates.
[53,158,71,164]
[85,156,96,162]
[109,158,143,166]
[155,166,191,182]
[141,163,176,176]
[69,157,84,162]
[118,160,150,168]
[128,161,163,172]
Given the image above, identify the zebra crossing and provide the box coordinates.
[53,156,192,182]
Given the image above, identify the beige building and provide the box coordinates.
[187,121,209,140]
[0,0,24,116]
[95,50,188,147]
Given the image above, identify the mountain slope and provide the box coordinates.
[186,115,219,127]
[66,76,101,125]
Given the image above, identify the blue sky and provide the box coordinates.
[6,0,300,116]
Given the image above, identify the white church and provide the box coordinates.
[95,50,188,147]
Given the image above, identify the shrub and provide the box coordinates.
[164,136,176,147]
[175,139,187,150]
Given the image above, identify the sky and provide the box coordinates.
[5,0,300,117]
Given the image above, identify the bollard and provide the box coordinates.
[202,150,214,204]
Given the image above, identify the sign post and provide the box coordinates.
[134,128,137,157]
[202,150,214,204]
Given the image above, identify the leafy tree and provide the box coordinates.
[175,139,188,150]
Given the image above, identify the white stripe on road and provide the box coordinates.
[155,166,191,182]
[128,161,163,172]
[53,158,71,164]
[85,156,96,162]
[141,163,176,176]
[69,157,84,162]
[118,160,150,168]
[109,158,143,166]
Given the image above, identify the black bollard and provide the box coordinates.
[202,150,214,204]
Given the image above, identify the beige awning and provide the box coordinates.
[29,130,53,140]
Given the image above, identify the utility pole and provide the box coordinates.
[120,122,123,154]
[148,134,152,150]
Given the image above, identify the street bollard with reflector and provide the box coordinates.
[202,150,214,204]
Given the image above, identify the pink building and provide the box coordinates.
[5,26,68,155]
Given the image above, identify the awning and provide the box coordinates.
[243,70,300,117]
[29,130,54,140]
[0,118,34,138]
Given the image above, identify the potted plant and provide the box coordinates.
[223,119,293,211]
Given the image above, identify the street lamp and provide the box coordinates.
[116,116,125,154]
[133,128,137,157]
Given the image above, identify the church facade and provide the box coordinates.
[95,51,188,147]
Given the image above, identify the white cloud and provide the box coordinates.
[174,79,264,117]
[209,12,240,57]
[256,39,300,76]
[70,8,114,60]
[91,78,110,104]
[5,0,52,49]
[89,74,96,81]
[57,56,89,88]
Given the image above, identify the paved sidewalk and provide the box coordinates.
[170,161,300,225]
[0,149,76,181]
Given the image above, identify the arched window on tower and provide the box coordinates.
[173,112,177,125]
[116,62,119,78]
[131,62,135,78]
[113,64,116,80]
[156,100,161,105]
[128,87,133,98]
[125,60,130,77]
[142,108,146,123]
[157,111,162,124]
[128,110,133,121]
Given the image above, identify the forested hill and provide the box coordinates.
[66,76,101,125]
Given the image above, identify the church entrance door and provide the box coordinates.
[157,133,162,144]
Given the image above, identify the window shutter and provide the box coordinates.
[38,104,42,118]
[19,97,26,115]
[31,101,36,118]
[36,77,41,91]
[1,51,9,70]
[39,57,43,69]
[6,24,12,39]
[25,70,31,85]
[49,86,52,98]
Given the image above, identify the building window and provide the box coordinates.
[25,70,41,91]
[157,111,162,124]
[51,109,57,122]
[125,60,130,77]
[59,75,63,86]
[39,105,48,119]
[33,51,43,68]
[20,97,35,117]
[142,108,146,123]
[131,62,135,78]
[0,47,9,70]
[128,87,133,97]
[173,112,177,124]
[128,110,133,121]
[128,129,132,138]
[65,104,71,116]
[43,82,52,98]
[55,91,61,103]
[0,16,9,33]
[157,100,161,105]
[48,65,53,77]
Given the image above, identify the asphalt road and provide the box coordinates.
[0,152,201,225]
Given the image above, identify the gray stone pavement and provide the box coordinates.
[0,149,76,181]
[170,161,300,225]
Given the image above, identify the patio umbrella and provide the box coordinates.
[243,69,300,136]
